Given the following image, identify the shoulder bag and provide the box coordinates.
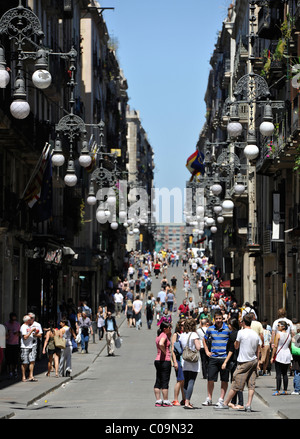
[54,335,66,349]
[182,332,199,363]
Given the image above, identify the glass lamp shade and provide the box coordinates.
[211,183,222,196]
[87,195,97,205]
[123,222,129,228]
[139,218,146,225]
[133,227,139,234]
[210,226,218,233]
[52,153,65,167]
[119,210,127,220]
[227,121,243,138]
[129,230,134,235]
[32,69,52,89]
[64,173,77,187]
[217,216,224,224]
[222,198,234,211]
[244,143,259,160]
[213,205,222,214]
[110,221,118,230]
[96,209,106,223]
[196,205,205,215]
[79,154,92,168]
[0,69,10,88]
[10,99,30,119]
[105,209,111,218]
[234,183,245,195]
[206,217,215,226]
[199,229,204,235]
[107,195,116,206]
[259,121,275,137]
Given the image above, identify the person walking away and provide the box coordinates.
[42,321,61,377]
[114,289,124,318]
[260,322,271,375]
[59,318,75,377]
[5,312,20,379]
[220,318,244,409]
[133,295,143,330]
[214,314,260,412]
[145,296,154,329]
[97,306,106,340]
[78,311,93,353]
[271,320,292,395]
[202,311,231,407]
[104,311,119,356]
[166,289,175,313]
[125,299,134,328]
[179,318,201,409]
[154,321,173,407]
[171,319,185,406]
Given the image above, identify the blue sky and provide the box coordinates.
[102,0,232,219]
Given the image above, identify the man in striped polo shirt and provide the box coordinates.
[202,311,231,407]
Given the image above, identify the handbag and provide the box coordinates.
[115,336,122,349]
[54,335,66,349]
[182,332,199,363]
[75,328,81,344]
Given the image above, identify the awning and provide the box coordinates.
[220,280,230,288]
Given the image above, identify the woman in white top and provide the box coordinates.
[271,320,292,395]
[179,318,201,409]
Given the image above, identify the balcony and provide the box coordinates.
[247,224,261,255]
[257,5,283,40]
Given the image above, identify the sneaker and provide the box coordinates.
[214,403,229,410]
[172,400,181,406]
[245,406,252,412]
[291,391,300,395]
[202,398,212,406]
[155,400,162,407]
[162,400,173,407]
[214,398,224,407]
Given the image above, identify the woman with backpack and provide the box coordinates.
[145,295,154,329]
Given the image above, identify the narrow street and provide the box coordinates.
[11,264,281,421]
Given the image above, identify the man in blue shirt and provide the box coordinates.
[104,312,119,357]
[202,311,231,407]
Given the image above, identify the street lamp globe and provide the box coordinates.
[210,183,222,196]
[32,69,52,89]
[259,120,275,137]
[133,227,139,234]
[210,226,218,233]
[222,197,234,211]
[227,120,243,138]
[0,68,10,88]
[110,221,118,230]
[217,216,224,224]
[234,183,245,195]
[244,143,259,160]
[64,159,77,186]
[196,205,205,215]
[10,99,30,119]
[96,208,106,223]
[87,195,97,205]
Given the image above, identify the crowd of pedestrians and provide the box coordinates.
[151,249,300,412]
[0,246,300,414]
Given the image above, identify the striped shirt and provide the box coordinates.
[205,322,231,358]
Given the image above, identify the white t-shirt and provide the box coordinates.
[196,326,207,349]
[20,324,34,349]
[114,293,123,304]
[133,299,143,314]
[179,331,201,372]
[236,328,260,362]
[272,317,293,336]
